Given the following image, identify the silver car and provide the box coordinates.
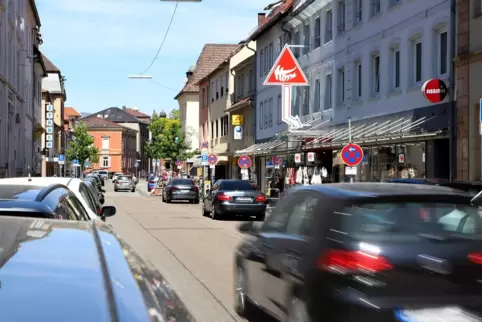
[114,175,136,192]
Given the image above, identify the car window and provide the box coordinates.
[118,176,132,180]
[219,181,254,191]
[41,187,71,215]
[66,195,90,221]
[172,179,194,185]
[56,198,79,220]
[79,183,97,213]
[261,195,295,233]
[285,193,320,237]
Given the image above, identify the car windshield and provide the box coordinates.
[172,179,194,185]
[340,202,482,241]
[118,176,132,180]
[220,181,255,191]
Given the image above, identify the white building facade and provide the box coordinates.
[0,0,45,177]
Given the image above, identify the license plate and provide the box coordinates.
[237,197,252,202]
[181,190,190,193]
[395,307,479,322]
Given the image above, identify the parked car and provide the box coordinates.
[83,178,105,211]
[234,183,482,321]
[203,179,266,220]
[114,175,136,192]
[0,215,195,322]
[147,175,157,191]
[112,172,123,183]
[382,178,441,185]
[162,178,199,203]
[85,174,105,193]
[96,170,109,180]
[0,177,113,221]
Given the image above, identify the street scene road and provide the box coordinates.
[106,181,271,322]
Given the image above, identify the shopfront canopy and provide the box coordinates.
[234,140,287,156]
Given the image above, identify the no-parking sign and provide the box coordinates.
[238,155,252,169]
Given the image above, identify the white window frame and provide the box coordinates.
[354,0,363,24]
[372,54,380,95]
[314,78,321,111]
[371,0,380,16]
[260,49,264,77]
[325,73,333,110]
[101,137,109,150]
[277,94,282,124]
[337,1,346,34]
[264,100,269,127]
[438,29,448,76]
[355,61,362,98]
[314,16,321,48]
[303,23,310,55]
[338,67,345,104]
[325,10,333,43]
[393,48,401,89]
[269,98,273,126]
[259,102,264,129]
[414,39,423,83]
[101,156,110,168]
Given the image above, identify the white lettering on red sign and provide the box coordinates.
[274,66,297,82]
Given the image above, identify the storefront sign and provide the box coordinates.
[307,152,315,162]
[398,154,405,163]
[341,143,363,167]
[294,153,301,163]
[232,115,244,126]
[45,103,54,149]
[264,45,308,129]
[421,79,447,103]
[233,126,243,140]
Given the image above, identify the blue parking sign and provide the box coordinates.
[201,154,208,165]
[58,154,65,162]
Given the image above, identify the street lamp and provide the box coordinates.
[128,75,152,79]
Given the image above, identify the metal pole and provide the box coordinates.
[349,118,353,184]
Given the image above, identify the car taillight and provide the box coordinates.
[191,186,199,191]
[170,187,179,191]
[255,194,266,202]
[317,249,392,273]
[115,181,119,184]
[148,180,154,183]
[217,193,232,201]
[97,207,102,215]
[468,253,482,265]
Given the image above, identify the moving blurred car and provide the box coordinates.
[162,178,199,203]
[147,175,157,191]
[234,183,482,322]
[203,179,266,220]
[0,216,195,322]
[0,177,114,221]
[382,178,440,185]
[112,172,123,183]
[114,175,136,192]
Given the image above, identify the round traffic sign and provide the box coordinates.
[341,143,364,167]
[238,155,252,169]
[208,154,217,165]
[272,155,283,165]
[175,160,183,166]
[421,78,447,103]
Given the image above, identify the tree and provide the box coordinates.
[65,121,99,174]
[145,109,196,167]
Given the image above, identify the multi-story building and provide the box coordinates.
[195,45,239,179]
[0,0,46,177]
[82,116,137,174]
[227,41,257,179]
[41,54,67,177]
[455,0,482,180]
[63,107,81,175]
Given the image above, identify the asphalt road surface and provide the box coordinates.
[105,181,274,322]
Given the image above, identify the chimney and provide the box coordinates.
[258,13,266,26]
[122,105,127,110]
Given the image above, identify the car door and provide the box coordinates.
[65,193,90,221]
[243,194,294,316]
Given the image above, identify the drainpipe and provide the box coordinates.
[449,0,457,182]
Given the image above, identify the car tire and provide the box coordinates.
[256,213,265,221]
[234,264,255,317]
[194,199,199,204]
[166,198,171,203]
[114,188,118,192]
[131,189,136,192]
[212,210,220,220]
[286,295,311,322]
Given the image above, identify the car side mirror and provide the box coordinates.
[102,206,116,217]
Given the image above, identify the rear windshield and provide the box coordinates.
[172,179,194,185]
[338,202,482,241]
[118,176,132,180]
[98,171,108,175]
[220,181,255,191]
[0,185,44,200]
[0,211,53,219]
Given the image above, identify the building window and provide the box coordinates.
[277,94,282,124]
[278,35,284,53]
[314,17,321,48]
[102,137,109,150]
[390,0,401,6]
[314,78,321,111]
[259,49,264,76]
[338,67,345,104]
[102,156,110,168]
[294,30,301,57]
[337,1,346,34]
[259,102,264,129]
[303,23,310,55]
[269,98,273,126]
[211,82,215,102]
[211,121,214,139]
[372,54,380,94]
[264,100,269,127]
[215,120,219,138]
[264,46,269,74]
[303,87,310,115]
[248,69,253,91]
[269,43,274,68]
[223,115,228,136]
[325,74,332,110]
[355,61,362,98]
[393,48,400,89]
[354,0,363,24]
[371,0,380,16]
[325,10,333,43]
[414,40,422,83]
[438,30,448,76]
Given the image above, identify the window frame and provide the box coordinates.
[101,137,109,150]
[314,16,321,48]
[259,101,264,129]
[438,29,448,76]
[393,47,401,89]
[102,156,110,168]
[372,54,380,95]
[325,9,333,43]
[414,39,423,83]
[354,0,363,24]
[356,61,362,98]
[338,67,345,104]
[325,73,333,110]
[371,0,381,16]
[337,1,346,35]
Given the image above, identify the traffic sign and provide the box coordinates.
[134,163,139,168]
[264,45,309,86]
[421,78,447,103]
[201,154,208,166]
[58,154,65,165]
[207,154,217,165]
[175,160,183,167]
[238,155,252,169]
[341,143,364,167]
[272,155,283,165]
[72,159,80,167]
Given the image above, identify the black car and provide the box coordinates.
[234,183,482,322]
[203,179,267,220]
[163,178,199,204]
[0,215,195,322]
[86,174,104,190]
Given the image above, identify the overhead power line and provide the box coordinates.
[140,1,179,75]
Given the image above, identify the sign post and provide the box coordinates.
[264,45,309,129]
[341,119,363,183]
[208,154,217,182]
[238,155,252,169]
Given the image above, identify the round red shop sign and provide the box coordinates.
[421,78,448,103]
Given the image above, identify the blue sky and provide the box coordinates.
[36,0,263,116]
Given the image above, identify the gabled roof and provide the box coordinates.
[82,116,125,129]
[174,44,239,99]
[41,53,60,74]
[64,107,81,120]
[196,44,243,85]
[81,107,144,124]
[246,0,295,41]
[126,108,150,118]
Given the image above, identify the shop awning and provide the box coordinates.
[226,98,251,113]
[234,140,286,156]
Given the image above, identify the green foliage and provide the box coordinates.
[65,121,99,170]
[145,109,195,162]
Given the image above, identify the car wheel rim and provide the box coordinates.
[235,268,246,311]
[288,298,309,322]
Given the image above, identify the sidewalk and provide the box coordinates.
[136,180,154,198]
